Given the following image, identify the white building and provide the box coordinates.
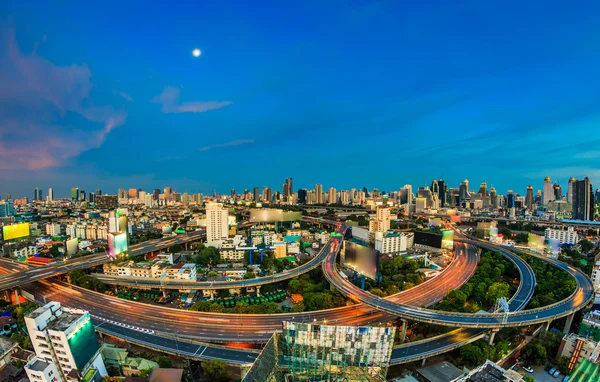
[165,263,197,280]
[206,203,229,247]
[374,231,413,254]
[45,223,61,236]
[15,246,37,257]
[545,226,579,245]
[25,302,107,381]
[591,261,600,291]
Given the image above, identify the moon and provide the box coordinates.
[192,48,201,57]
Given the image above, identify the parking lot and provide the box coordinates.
[526,365,566,382]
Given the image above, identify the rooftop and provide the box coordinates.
[26,357,51,372]
[47,310,84,332]
[418,361,464,382]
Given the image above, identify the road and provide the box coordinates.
[324,235,593,328]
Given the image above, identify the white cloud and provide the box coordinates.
[152,86,233,113]
[199,139,255,152]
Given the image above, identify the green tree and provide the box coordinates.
[523,376,535,382]
[580,239,594,253]
[556,355,571,375]
[207,271,219,278]
[486,282,510,304]
[500,228,513,238]
[521,339,547,365]
[243,272,256,279]
[369,288,386,298]
[11,331,32,350]
[203,359,230,382]
[155,355,172,368]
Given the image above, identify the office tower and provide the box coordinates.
[543,176,554,205]
[315,184,323,204]
[284,177,293,202]
[71,188,79,201]
[490,187,498,208]
[34,187,40,201]
[127,188,138,199]
[363,187,369,198]
[553,183,562,200]
[38,189,43,201]
[340,190,350,205]
[117,188,126,199]
[4,193,10,201]
[96,189,102,196]
[298,189,307,204]
[48,188,53,201]
[0,201,15,217]
[79,190,86,201]
[572,177,593,221]
[328,187,337,204]
[151,189,159,201]
[88,192,95,203]
[265,188,273,204]
[206,203,229,246]
[400,185,413,205]
[477,181,488,196]
[430,180,439,197]
[525,185,534,210]
[145,193,153,207]
[567,177,575,203]
[163,187,172,200]
[459,180,471,202]
[231,189,236,198]
[253,187,260,202]
[438,179,447,207]
[24,302,107,381]
[507,191,515,209]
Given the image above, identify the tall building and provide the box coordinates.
[438,179,447,207]
[459,180,471,202]
[490,187,498,208]
[163,187,172,201]
[127,188,138,199]
[88,192,95,203]
[48,188,53,202]
[71,188,79,201]
[567,177,576,203]
[554,183,562,200]
[95,189,102,196]
[477,181,488,196]
[543,176,554,206]
[117,188,126,199]
[315,184,323,204]
[328,187,337,205]
[284,177,293,202]
[430,180,439,196]
[298,189,307,204]
[79,190,86,201]
[0,201,15,217]
[253,187,260,202]
[34,187,40,201]
[206,203,229,246]
[24,302,107,381]
[525,185,534,210]
[400,185,413,205]
[506,190,515,209]
[573,177,594,221]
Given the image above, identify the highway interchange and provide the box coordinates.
[0,219,595,366]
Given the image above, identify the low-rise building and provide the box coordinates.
[558,333,600,371]
[374,231,414,254]
[545,226,579,245]
[14,246,37,257]
[274,242,287,259]
[165,263,196,280]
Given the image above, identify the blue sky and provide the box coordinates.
[1,1,599,198]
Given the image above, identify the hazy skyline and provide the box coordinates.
[1,1,599,197]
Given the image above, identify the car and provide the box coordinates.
[523,366,534,373]
[549,368,557,375]
[553,370,561,378]
[563,376,571,382]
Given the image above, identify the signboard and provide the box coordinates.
[107,232,128,260]
[441,230,454,249]
[413,231,442,249]
[249,209,302,222]
[341,241,379,281]
[66,238,79,255]
[2,223,30,241]
[428,218,442,227]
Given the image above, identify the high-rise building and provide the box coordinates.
[369,205,392,232]
[95,189,102,196]
[400,185,413,205]
[71,188,79,201]
[567,177,576,203]
[230,189,236,198]
[128,188,138,199]
[490,187,498,208]
[573,177,594,221]
[298,189,307,204]
[253,187,260,202]
[34,187,40,201]
[554,183,562,201]
[328,187,337,205]
[525,185,534,210]
[206,203,229,246]
[24,302,107,381]
[506,190,515,209]
[88,192,95,203]
[543,176,554,206]
[459,180,471,202]
[477,181,488,196]
[164,187,172,201]
[315,184,323,204]
[430,180,439,196]
[284,177,293,202]
[438,179,447,207]
[117,188,126,199]
[79,190,86,201]
[0,201,15,217]
[95,195,118,210]
[47,188,53,202]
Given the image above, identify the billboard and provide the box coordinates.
[249,209,302,223]
[2,223,30,241]
[413,231,442,249]
[107,232,128,260]
[341,241,379,281]
[428,218,442,227]
[450,215,461,223]
[441,230,454,249]
[528,233,545,253]
[547,238,560,255]
[66,238,79,255]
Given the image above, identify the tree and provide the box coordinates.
[11,331,32,350]
[580,239,594,253]
[486,282,510,304]
[370,288,386,298]
[243,272,256,279]
[556,355,571,375]
[521,339,547,365]
[523,376,535,382]
[500,228,513,238]
[207,271,219,278]
[203,359,230,382]
[155,355,172,368]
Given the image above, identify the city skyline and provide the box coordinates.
[2,2,600,196]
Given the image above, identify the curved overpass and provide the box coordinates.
[324,236,593,328]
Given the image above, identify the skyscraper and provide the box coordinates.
[572,177,594,221]
[507,190,515,209]
[206,203,229,246]
[71,187,79,201]
[525,185,534,210]
[253,187,260,202]
[567,177,576,203]
[315,184,323,204]
[164,187,172,200]
[438,179,447,207]
[459,180,471,202]
[96,188,102,196]
[79,190,86,201]
[34,187,40,201]
[490,187,498,208]
[298,189,307,204]
[328,187,337,204]
[477,181,488,196]
[48,188,53,201]
[430,180,439,197]
[543,176,553,205]
[153,189,160,200]
[400,185,413,205]
[553,183,562,200]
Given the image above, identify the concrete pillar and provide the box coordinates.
[421,358,427,367]
[541,321,551,337]
[401,320,408,343]
[256,286,261,297]
[14,289,20,306]
[488,329,499,345]
[563,313,575,334]
[162,289,168,298]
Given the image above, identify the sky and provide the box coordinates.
[1,1,600,198]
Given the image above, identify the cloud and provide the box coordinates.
[118,91,134,102]
[199,139,254,152]
[0,23,127,170]
[152,86,233,113]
